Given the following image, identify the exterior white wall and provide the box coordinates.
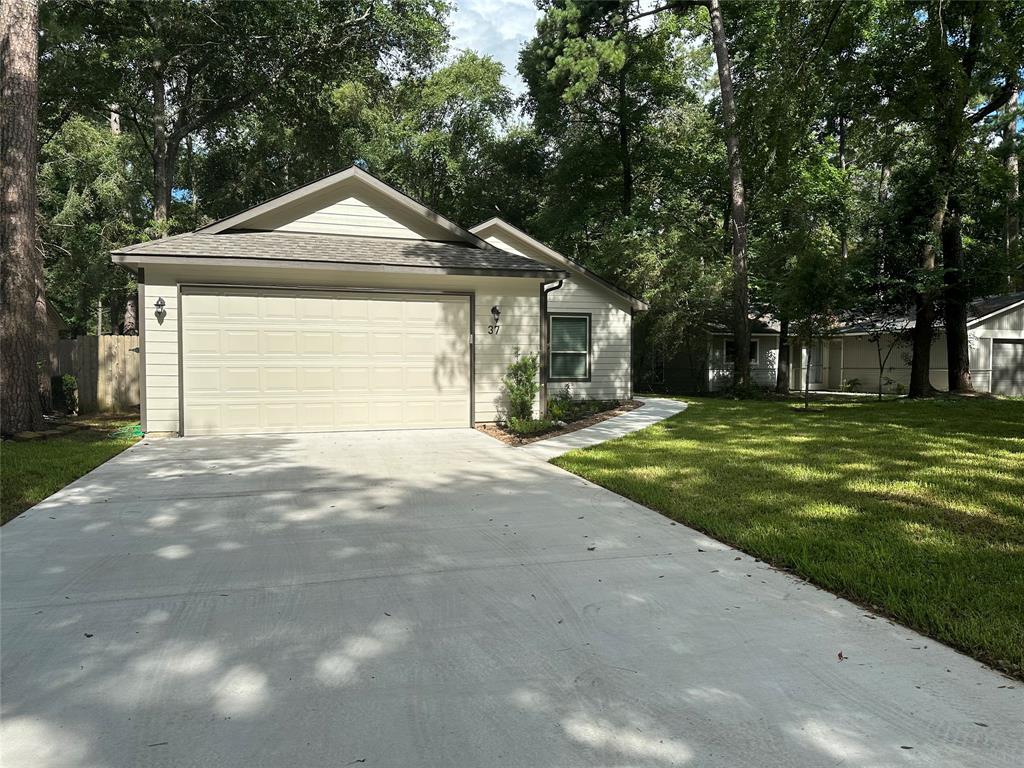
[481,232,634,401]
[708,334,779,391]
[139,263,542,433]
[240,183,458,241]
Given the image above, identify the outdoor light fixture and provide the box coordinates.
[491,305,501,325]
[154,296,166,321]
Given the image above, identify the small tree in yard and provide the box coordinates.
[502,348,539,422]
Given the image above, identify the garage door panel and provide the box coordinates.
[182,289,471,435]
[992,340,1023,396]
[335,332,369,356]
[299,332,333,356]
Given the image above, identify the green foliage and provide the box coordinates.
[506,417,559,437]
[38,117,147,334]
[547,384,621,423]
[502,349,540,422]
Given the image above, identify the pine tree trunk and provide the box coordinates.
[708,0,751,391]
[1,0,45,434]
[618,69,633,216]
[943,197,973,392]
[776,318,790,394]
[1008,87,1020,280]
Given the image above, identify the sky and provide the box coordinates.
[449,0,542,97]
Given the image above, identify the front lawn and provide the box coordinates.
[552,397,1024,677]
[1,415,141,524]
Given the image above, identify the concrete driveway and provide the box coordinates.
[2,429,1020,768]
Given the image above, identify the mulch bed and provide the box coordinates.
[476,400,643,446]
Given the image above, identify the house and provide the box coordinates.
[662,292,1024,396]
[817,292,1024,396]
[110,166,646,436]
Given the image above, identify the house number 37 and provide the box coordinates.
[488,305,501,335]
[487,323,500,335]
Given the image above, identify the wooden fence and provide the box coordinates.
[55,335,140,413]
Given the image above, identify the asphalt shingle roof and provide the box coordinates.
[112,231,563,276]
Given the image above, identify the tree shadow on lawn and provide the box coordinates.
[553,398,1024,676]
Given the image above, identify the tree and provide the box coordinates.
[707,0,751,391]
[40,0,449,233]
[1,0,45,434]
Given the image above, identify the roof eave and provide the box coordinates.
[470,218,648,311]
[110,252,567,280]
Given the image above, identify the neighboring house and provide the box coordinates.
[663,292,1024,396]
[661,318,782,394]
[822,291,1024,396]
[110,166,645,436]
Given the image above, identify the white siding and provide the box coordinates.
[139,264,541,433]
[274,195,425,240]
[240,182,459,241]
[481,231,634,401]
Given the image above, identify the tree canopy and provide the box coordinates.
[34,0,1023,396]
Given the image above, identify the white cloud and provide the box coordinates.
[449,0,541,97]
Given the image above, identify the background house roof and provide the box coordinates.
[111,231,565,277]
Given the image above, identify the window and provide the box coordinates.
[549,314,590,380]
[725,339,758,365]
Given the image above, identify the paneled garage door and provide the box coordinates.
[181,288,471,435]
[992,339,1024,396]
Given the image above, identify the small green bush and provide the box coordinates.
[503,348,539,421]
[507,417,558,436]
[547,384,622,422]
[52,374,79,414]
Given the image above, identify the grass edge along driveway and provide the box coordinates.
[1,418,141,525]
[551,397,1024,678]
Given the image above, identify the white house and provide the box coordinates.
[111,166,646,436]
[684,294,1024,396]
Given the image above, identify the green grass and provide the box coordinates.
[552,396,1024,677]
[1,416,141,524]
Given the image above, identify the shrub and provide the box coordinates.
[52,374,79,414]
[502,348,539,421]
[547,383,575,421]
[507,417,558,436]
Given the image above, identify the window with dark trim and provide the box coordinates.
[725,339,758,365]
[549,314,590,381]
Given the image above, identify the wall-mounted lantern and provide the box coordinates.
[154,296,166,322]
[488,305,501,336]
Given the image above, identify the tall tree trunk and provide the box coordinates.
[1,0,45,434]
[618,69,633,216]
[776,318,790,394]
[708,0,751,391]
[121,292,138,335]
[150,66,178,231]
[1008,86,1020,283]
[838,116,849,261]
[943,196,973,392]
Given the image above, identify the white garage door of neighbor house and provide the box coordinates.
[992,339,1024,396]
[181,288,471,435]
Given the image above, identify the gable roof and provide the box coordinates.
[967,290,1024,326]
[111,231,564,278]
[831,291,1024,335]
[470,218,649,311]
[198,165,490,247]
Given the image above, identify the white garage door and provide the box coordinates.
[992,340,1024,396]
[181,288,471,435]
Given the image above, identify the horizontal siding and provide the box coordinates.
[141,278,180,433]
[547,278,632,401]
[141,265,542,431]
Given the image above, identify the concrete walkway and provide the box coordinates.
[521,396,687,460]
[2,428,1021,767]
